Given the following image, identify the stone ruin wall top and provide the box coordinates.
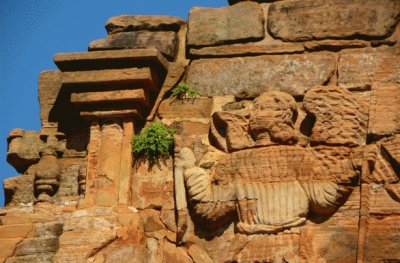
[1,0,400,262]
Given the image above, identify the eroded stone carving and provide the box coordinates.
[34,147,61,203]
[180,146,352,235]
[249,91,298,146]
[303,86,368,146]
[177,91,356,235]
[34,131,65,203]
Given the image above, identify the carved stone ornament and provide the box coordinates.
[176,91,356,235]
[34,147,61,203]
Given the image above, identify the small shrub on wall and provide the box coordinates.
[170,82,200,100]
[132,122,175,162]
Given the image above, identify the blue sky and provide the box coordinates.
[0,0,227,206]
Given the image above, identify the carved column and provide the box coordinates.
[54,49,168,207]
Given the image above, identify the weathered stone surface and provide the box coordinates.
[89,31,178,59]
[268,0,400,41]
[382,134,400,167]
[228,0,275,5]
[163,241,193,263]
[186,52,336,97]
[303,86,368,146]
[187,2,264,47]
[312,146,357,184]
[106,15,185,34]
[14,237,59,256]
[158,97,212,120]
[338,46,400,88]
[62,68,156,89]
[147,62,186,121]
[303,39,369,51]
[38,71,62,129]
[7,129,41,173]
[299,225,358,262]
[4,175,35,205]
[234,234,299,262]
[250,91,298,147]
[189,41,304,57]
[71,89,149,107]
[54,48,169,72]
[181,146,354,234]
[5,3,400,263]
[5,253,54,263]
[368,82,400,136]
[0,238,22,259]
[189,3,304,57]
[211,110,254,152]
[361,216,400,262]
[131,158,174,209]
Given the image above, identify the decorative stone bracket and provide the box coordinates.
[54,48,168,206]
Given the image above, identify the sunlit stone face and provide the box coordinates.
[249,91,298,146]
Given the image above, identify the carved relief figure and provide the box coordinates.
[176,91,356,235]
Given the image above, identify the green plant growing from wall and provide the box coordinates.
[132,122,175,162]
[170,82,200,100]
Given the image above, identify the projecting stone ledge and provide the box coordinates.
[55,48,168,121]
[106,15,185,34]
[54,48,168,71]
[61,68,158,91]
[186,52,336,97]
[268,0,400,41]
[89,31,178,60]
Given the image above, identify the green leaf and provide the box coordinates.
[132,122,175,161]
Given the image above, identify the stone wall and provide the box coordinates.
[1,0,400,262]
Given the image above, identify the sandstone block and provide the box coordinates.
[163,241,193,263]
[338,47,400,88]
[14,237,59,256]
[299,225,358,262]
[38,71,62,129]
[268,0,400,41]
[187,2,264,47]
[189,3,304,57]
[131,158,174,209]
[186,53,336,97]
[62,68,156,89]
[89,31,178,60]
[0,224,33,238]
[170,121,210,137]
[54,49,168,72]
[303,39,369,52]
[4,175,35,205]
[303,86,368,146]
[106,15,185,34]
[0,238,22,259]
[158,98,213,119]
[234,234,299,262]
[368,83,400,136]
[189,41,304,57]
[5,254,54,263]
[71,89,149,107]
[361,216,400,262]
